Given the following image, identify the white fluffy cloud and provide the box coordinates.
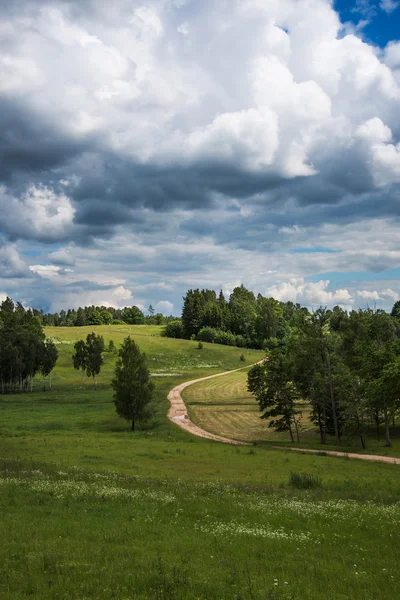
[0,0,399,182]
[266,279,353,308]
[155,300,174,315]
[49,285,134,312]
[0,185,75,242]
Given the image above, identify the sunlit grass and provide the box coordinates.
[1,325,400,599]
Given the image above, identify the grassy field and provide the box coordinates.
[183,367,400,456]
[1,325,400,599]
[183,369,315,443]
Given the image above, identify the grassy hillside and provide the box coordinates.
[1,325,400,599]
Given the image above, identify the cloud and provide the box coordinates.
[266,279,353,308]
[380,0,400,13]
[0,242,29,278]
[155,300,174,315]
[48,284,135,312]
[0,0,400,313]
[0,185,75,242]
[29,264,61,280]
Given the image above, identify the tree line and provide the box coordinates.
[164,285,307,348]
[38,304,175,327]
[248,305,400,449]
[0,297,58,393]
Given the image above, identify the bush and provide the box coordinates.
[239,353,245,362]
[197,341,204,350]
[289,472,323,489]
[163,319,183,339]
[197,327,217,343]
[235,335,247,348]
[112,320,126,325]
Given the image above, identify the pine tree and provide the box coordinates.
[112,337,154,431]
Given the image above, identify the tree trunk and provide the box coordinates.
[360,435,366,450]
[375,412,380,441]
[327,355,340,445]
[49,373,52,390]
[294,418,300,443]
[384,410,392,447]
[131,417,135,431]
[81,370,84,386]
[322,401,327,444]
[94,374,97,390]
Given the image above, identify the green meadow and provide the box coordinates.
[1,325,400,599]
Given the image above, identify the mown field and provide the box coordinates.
[183,368,400,456]
[183,369,315,444]
[1,325,400,599]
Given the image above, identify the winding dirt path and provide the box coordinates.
[167,364,400,464]
[167,365,252,445]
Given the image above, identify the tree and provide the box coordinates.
[112,337,154,431]
[122,306,145,325]
[229,285,256,338]
[368,358,400,447]
[391,300,400,320]
[85,333,104,389]
[248,351,302,443]
[1,297,15,313]
[148,304,155,317]
[72,340,88,385]
[40,339,59,390]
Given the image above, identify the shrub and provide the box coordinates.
[214,330,236,346]
[163,319,183,339]
[197,341,204,350]
[235,335,247,348]
[197,327,217,343]
[239,353,246,362]
[288,472,323,489]
[112,319,126,325]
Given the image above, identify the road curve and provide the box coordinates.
[167,365,253,445]
[167,364,400,464]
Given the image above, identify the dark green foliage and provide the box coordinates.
[391,300,400,319]
[85,333,104,388]
[72,333,104,388]
[42,303,174,327]
[163,319,183,338]
[168,286,314,349]
[197,341,203,350]
[248,352,302,442]
[121,306,145,325]
[112,336,154,430]
[72,339,88,384]
[40,339,59,390]
[0,298,57,393]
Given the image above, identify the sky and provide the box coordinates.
[0,0,400,316]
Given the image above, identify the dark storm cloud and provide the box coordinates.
[0,99,91,188]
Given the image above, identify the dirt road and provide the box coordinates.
[167,365,400,464]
